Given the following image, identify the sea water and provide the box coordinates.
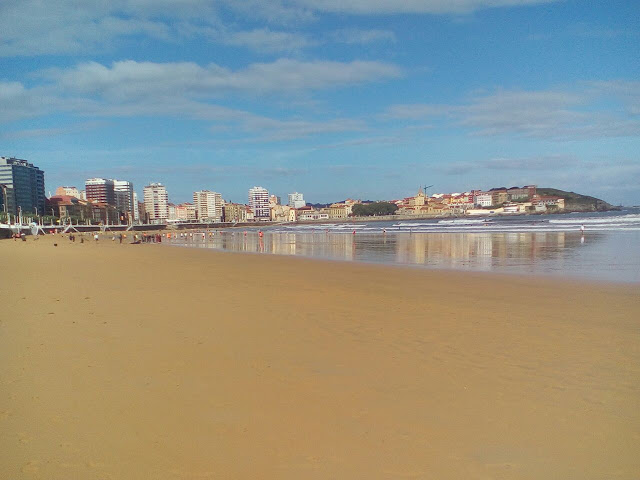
[170,209,640,283]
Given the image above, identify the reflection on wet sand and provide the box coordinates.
[171,230,603,278]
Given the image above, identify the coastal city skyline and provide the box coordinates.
[2,154,583,227]
[1,1,639,205]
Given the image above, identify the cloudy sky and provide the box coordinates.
[1,0,639,204]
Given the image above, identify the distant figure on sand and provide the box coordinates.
[94,234,99,242]
[580,224,585,234]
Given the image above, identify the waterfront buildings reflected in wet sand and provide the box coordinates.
[167,227,639,283]
[394,232,570,270]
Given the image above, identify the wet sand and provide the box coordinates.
[1,235,639,479]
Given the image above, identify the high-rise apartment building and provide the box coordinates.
[193,190,223,222]
[0,156,45,216]
[114,180,135,222]
[248,186,270,220]
[143,183,169,223]
[85,178,116,205]
[288,192,306,208]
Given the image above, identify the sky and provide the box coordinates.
[1,0,639,205]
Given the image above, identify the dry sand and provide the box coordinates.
[1,234,639,479]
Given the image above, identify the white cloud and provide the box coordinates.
[43,59,401,98]
[0,121,105,140]
[2,58,389,141]
[0,0,174,56]
[289,0,559,15]
[240,117,365,141]
[329,29,396,44]
[223,28,312,53]
[0,0,560,56]
[437,154,580,175]
[384,83,640,139]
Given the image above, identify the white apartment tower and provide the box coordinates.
[143,183,169,223]
[288,192,306,208]
[193,190,223,222]
[248,186,270,220]
[132,192,140,222]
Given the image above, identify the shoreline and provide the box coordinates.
[2,236,639,479]
[0,207,625,235]
[167,239,640,287]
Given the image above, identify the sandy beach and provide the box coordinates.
[1,234,639,479]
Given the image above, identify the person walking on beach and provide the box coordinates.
[580,224,585,234]
[94,233,99,242]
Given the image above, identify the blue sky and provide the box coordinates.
[1,0,639,205]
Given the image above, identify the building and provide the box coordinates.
[137,200,148,224]
[0,156,45,216]
[48,195,91,222]
[532,195,565,211]
[132,192,140,222]
[143,183,169,223]
[270,195,281,206]
[193,190,223,222]
[474,192,493,207]
[90,202,119,224]
[55,186,81,198]
[507,186,536,201]
[114,180,135,223]
[288,192,306,208]
[249,186,270,221]
[168,203,197,222]
[490,188,509,206]
[408,190,427,207]
[296,206,329,221]
[85,178,115,206]
[270,204,291,222]
[223,202,248,223]
[322,204,349,219]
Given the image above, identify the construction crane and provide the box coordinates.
[422,184,434,196]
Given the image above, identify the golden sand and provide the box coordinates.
[1,235,639,479]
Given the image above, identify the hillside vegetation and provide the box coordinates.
[538,188,617,212]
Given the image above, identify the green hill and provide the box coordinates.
[537,188,617,212]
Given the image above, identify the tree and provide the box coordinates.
[352,202,398,216]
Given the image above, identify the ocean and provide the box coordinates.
[170,209,640,283]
